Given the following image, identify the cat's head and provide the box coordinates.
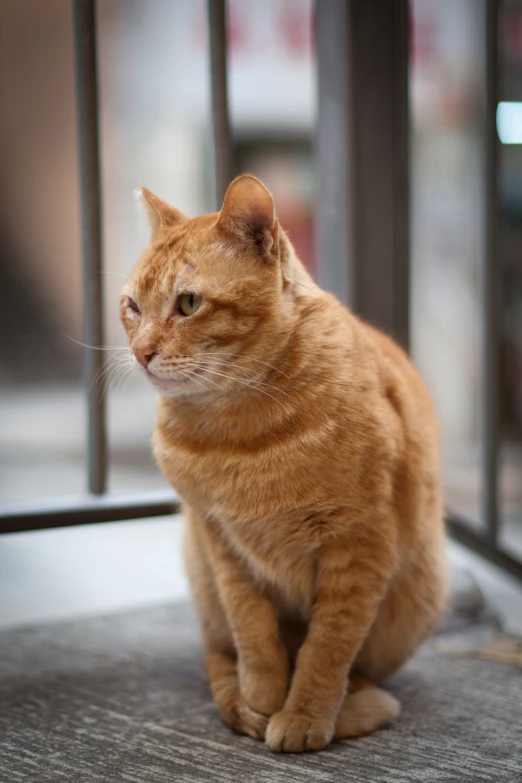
[120,174,299,398]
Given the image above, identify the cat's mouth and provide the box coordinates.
[138,362,217,397]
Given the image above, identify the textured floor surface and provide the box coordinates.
[0,584,520,783]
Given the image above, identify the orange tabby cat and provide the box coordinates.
[121,174,448,753]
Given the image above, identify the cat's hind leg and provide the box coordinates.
[334,675,400,740]
[206,653,268,740]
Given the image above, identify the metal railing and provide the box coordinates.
[1,0,521,584]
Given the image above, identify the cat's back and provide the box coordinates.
[352,315,440,450]
[361,321,433,407]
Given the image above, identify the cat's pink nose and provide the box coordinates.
[133,345,157,368]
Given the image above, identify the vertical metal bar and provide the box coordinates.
[391,0,410,353]
[352,0,410,350]
[207,0,232,208]
[315,0,410,348]
[73,0,108,495]
[483,0,499,542]
[316,0,354,307]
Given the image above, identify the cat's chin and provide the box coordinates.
[147,372,206,398]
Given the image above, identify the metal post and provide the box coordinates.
[483,0,499,543]
[316,0,354,307]
[73,0,108,495]
[315,0,410,350]
[207,0,232,208]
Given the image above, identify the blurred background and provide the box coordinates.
[1,0,521,575]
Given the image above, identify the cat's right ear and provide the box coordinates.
[138,188,184,237]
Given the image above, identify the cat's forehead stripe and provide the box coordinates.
[137,255,198,307]
[137,237,186,298]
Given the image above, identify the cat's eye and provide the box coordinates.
[178,293,202,317]
[127,297,141,314]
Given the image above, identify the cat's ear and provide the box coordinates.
[138,188,184,236]
[217,174,278,255]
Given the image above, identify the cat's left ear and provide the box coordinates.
[217,174,278,256]
[138,188,185,237]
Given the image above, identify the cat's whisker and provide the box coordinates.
[188,352,283,378]
[96,353,129,374]
[167,358,266,388]
[193,359,291,398]
[99,365,123,397]
[195,365,291,413]
[95,355,130,383]
[184,367,225,393]
[101,270,130,281]
[65,334,130,353]
[89,356,125,395]
[109,356,136,397]
[95,355,133,396]
[111,365,135,400]
[176,367,217,395]
[81,347,132,396]
[190,352,291,380]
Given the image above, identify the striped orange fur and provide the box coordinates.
[121,174,448,753]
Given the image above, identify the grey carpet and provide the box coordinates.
[0,574,520,783]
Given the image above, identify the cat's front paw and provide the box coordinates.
[240,668,288,717]
[239,653,289,717]
[265,712,334,753]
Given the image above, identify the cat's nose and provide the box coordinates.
[133,345,157,368]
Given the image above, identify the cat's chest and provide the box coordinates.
[154,429,318,614]
[154,426,318,520]
[218,511,318,618]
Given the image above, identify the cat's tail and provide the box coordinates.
[334,675,400,740]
